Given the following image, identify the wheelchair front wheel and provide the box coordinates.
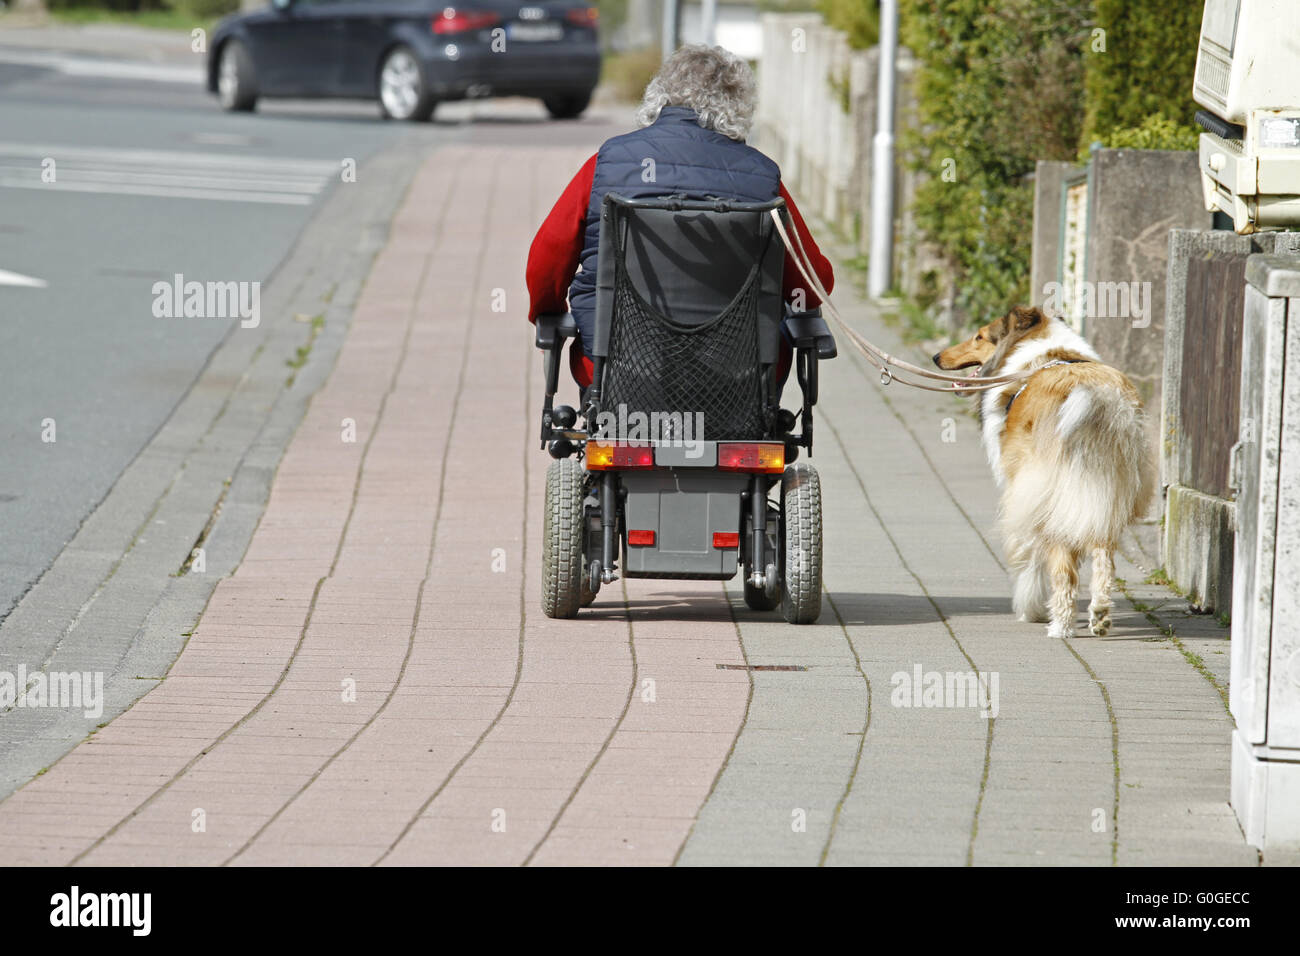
[542,459,589,618]
[780,463,823,624]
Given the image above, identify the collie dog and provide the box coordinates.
[934,306,1155,638]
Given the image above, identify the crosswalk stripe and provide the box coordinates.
[0,143,339,206]
[0,177,314,205]
[0,48,203,85]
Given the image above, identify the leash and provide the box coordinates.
[1003,358,1086,413]
[769,210,1030,394]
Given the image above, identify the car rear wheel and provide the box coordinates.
[543,92,591,120]
[217,40,257,112]
[378,46,436,122]
[780,463,823,624]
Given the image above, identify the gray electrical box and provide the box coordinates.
[1230,254,1300,851]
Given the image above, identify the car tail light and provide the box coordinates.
[565,7,598,27]
[433,7,501,33]
[585,441,654,471]
[628,529,655,547]
[712,532,740,549]
[717,442,785,474]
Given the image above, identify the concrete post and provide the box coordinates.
[1231,253,1300,854]
[661,0,680,61]
[867,0,896,298]
[700,0,717,46]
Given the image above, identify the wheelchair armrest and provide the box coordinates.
[783,310,838,360]
[535,312,578,350]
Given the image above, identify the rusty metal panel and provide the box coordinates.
[1180,252,1250,498]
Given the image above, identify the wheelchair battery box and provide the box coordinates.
[620,471,749,580]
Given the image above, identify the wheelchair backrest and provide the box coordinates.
[591,193,787,441]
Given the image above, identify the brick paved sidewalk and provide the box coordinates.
[0,142,1258,866]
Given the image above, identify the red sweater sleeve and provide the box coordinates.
[778,183,835,309]
[527,154,597,322]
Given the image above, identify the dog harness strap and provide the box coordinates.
[1004,359,1087,415]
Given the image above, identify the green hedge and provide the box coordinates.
[1083,0,1202,146]
[164,0,238,19]
[900,0,1090,325]
[46,0,170,11]
[899,0,1201,328]
[47,0,236,14]
[1098,114,1200,152]
[820,0,879,49]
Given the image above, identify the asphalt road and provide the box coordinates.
[0,48,622,623]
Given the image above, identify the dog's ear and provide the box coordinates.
[979,307,1042,376]
[985,314,1011,344]
[979,339,1013,378]
[1011,306,1045,332]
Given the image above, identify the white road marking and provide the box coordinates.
[0,48,203,86]
[0,143,340,206]
[0,269,48,289]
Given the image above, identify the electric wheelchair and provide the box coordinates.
[534,193,836,624]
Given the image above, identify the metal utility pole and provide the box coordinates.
[701,0,717,46]
[661,0,681,62]
[867,0,897,299]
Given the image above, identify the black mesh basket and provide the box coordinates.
[598,203,772,441]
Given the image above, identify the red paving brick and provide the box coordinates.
[0,144,749,866]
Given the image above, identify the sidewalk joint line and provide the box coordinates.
[669,578,755,866]
[823,409,993,867]
[836,314,1006,573]
[1056,640,1121,866]
[818,585,871,867]
[65,157,454,867]
[521,573,637,866]
[1114,562,1232,718]
[375,152,532,866]
[221,183,471,868]
[829,296,1126,866]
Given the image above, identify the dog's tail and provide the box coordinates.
[1001,383,1155,554]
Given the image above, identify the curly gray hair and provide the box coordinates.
[635,45,758,141]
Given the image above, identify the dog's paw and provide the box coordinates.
[1046,621,1074,639]
[1089,608,1111,637]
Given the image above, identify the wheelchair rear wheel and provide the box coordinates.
[780,463,823,624]
[542,459,590,618]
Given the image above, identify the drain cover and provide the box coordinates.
[716,664,808,672]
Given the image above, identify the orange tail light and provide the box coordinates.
[717,442,785,474]
[585,441,655,471]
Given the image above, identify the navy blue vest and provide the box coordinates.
[568,106,781,350]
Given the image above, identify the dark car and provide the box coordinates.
[208,0,602,121]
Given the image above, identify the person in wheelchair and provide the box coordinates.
[526,43,835,388]
[527,44,839,625]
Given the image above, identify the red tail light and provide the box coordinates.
[628,530,656,547]
[585,441,655,471]
[712,532,740,549]
[433,7,501,33]
[717,442,785,474]
[565,7,598,27]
